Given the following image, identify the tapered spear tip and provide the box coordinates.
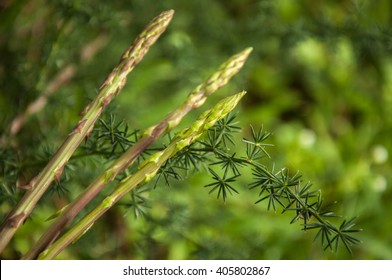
[159,9,175,21]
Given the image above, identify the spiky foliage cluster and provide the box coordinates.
[119,112,361,255]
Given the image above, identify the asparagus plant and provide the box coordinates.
[23,48,253,259]
[0,9,361,259]
[0,9,174,253]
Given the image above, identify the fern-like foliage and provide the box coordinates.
[90,112,361,254]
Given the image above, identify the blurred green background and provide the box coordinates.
[0,0,391,259]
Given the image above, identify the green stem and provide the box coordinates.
[39,91,246,259]
[23,48,252,259]
[0,10,174,254]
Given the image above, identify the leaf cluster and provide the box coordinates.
[86,112,361,254]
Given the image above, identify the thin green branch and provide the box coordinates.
[23,47,252,259]
[249,161,361,253]
[201,122,361,254]
[0,9,174,254]
[38,91,246,259]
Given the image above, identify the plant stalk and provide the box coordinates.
[39,91,246,259]
[23,47,253,259]
[0,10,174,253]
